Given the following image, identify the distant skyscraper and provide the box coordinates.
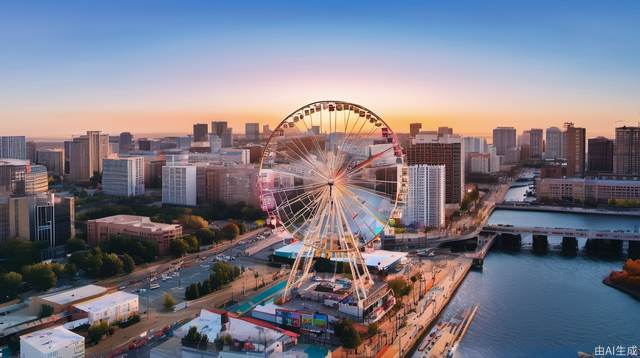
[102,157,145,197]
[193,123,209,142]
[211,121,228,136]
[492,127,516,156]
[0,136,26,159]
[36,149,65,177]
[613,126,640,176]
[209,134,222,153]
[407,133,464,204]
[545,127,563,159]
[409,123,422,137]
[588,137,614,173]
[138,138,152,151]
[68,131,109,182]
[529,128,543,159]
[119,132,133,154]
[462,137,487,154]
[222,128,233,147]
[162,165,197,206]
[26,141,37,162]
[564,123,586,177]
[245,123,260,141]
[405,164,445,228]
[262,124,272,139]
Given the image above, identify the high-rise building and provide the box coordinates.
[0,136,26,159]
[488,145,501,173]
[209,134,222,153]
[405,164,445,228]
[438,127,453,136]
[53,195,75,245]
[492,127,516,156]
[102,157,145,196]
[407,133,464,204]
[529,129,543,159]
[211,121,228,136]
[588,137,614,173]
[613,126,640,176]
[468,153,491,174]
[262,124,272,139]
[119,132,133,154]
[196,165,259,206]
[138,138,152,151]
[222,127,233,147]
[162,165,197,206]
[409,123,422,137]
[245,123,260,141]
[564,123,586,177]
[68,131,109,182]
[193,123,209,142]
[545,127,563,159]
[0,193,55,246]
[25,165,48,194]
[0,159,29,195]
[26,141,37,162]
[462,137,487,154]
[36,148,65,177]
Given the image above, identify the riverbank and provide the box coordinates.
[602,277,640,300]
[494,203,640,217]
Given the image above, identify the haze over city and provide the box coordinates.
[1,0,639,138]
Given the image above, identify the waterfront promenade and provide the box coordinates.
[378,256,472,358]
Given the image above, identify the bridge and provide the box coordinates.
[483,224,640,242]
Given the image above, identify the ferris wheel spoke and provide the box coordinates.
[263,182,325,195]
[278,188,327,230]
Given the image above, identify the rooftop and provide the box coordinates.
[274,243,407,270]
[20,325,83,354]
[90,214,180,231]
[39,284,107,306]
[73,291,138,313]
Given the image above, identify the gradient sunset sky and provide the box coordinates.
[1,1,639,139]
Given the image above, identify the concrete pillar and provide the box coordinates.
[586,239,623,258]
[498,233,521,251]
[532,234,548,254]
[629,241,640,260]
[561,237,578,257]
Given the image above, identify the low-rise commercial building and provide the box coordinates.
[86,214,182,254]
[31,284,108,315]
[73,291,139,325]
[20,325,84,358]
[536,177,640,204]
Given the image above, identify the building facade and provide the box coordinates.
[492,127,516,156]
[564,123,586,177]
[529,128,543,159]
[86,214,182,254]
[409,123,422,137]
[20,326,84,358]
[536,177,640,204]
[0,136,26,160]
[405,165,445,228]
[102,157,145,196]
[25,164,48,194]
[245,122,260,141]
[162,165,197,206]
[196,165,259,206]
[36,148,65,177]
[588,137,614,173]
[545,126,563,159]
[193,123,209,143]
[613,126,640,176]
[406,133,464,204]
[73,291,139,325]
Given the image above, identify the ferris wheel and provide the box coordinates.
[259,101,406,301]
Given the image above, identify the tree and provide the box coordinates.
[84,251,104,278]
[64,263,78,279]
[88,321,109,344]
[178,215,209,230]
[163,293,176,311]
[0,272,23,301]
[66,238,87,253]
[182,326,208,348]
[184,235,200,253]
[367,323,379,337]
[334,319,362,349]
[39,304,54,318]
[221,223,240,241]
[0,239,41,272]
[169,239,190,258]
[388,278,411,298]
[100,253,124,277]
[122,254,135,274]
[22,263,57,291]
[195,228,216,246]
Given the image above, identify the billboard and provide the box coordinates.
[276,309,329,332]
[275,309,301,328]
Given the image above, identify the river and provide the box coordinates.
[436,252,640,357]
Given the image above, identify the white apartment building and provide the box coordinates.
[162,164,197,206]
[20,325,84,358]
[405,164,445,228]
[73,291,139,325]
[102,157,145,196]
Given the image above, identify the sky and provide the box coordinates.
[1,1,639,139]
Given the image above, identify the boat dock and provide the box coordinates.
[414,304,479,357]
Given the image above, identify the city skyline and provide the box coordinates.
[1,1,639,138]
